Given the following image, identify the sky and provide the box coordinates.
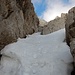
[31,0,75,22]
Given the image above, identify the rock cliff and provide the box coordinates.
[0,0,39,50]
[41,13,66,35]
[65,7,75,46]
[39,18,48,26]
[38,18,48,33]
[65,7,75,72]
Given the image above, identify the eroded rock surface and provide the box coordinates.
[65,7,75,46]
[0,0,39,50]
[65,7,75,68]
[42,13,66,35]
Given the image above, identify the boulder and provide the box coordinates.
[0,0,39,50]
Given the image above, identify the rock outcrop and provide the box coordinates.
[39,18,48,26]
[65,7,75,69]
[0,0,39,50]
[41,13,67,35]
[65,7,75,46]
[38,18,47,33]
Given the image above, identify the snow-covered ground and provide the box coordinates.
[0,29,73,75]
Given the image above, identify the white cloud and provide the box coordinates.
[69,0,75,4]
[41,0,75,22]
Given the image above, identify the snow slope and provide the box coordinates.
[0,29,73,75]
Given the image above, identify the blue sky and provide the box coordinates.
[31,0,75,22]
[32,0,46,16]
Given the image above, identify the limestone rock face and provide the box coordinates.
[65,7,75,46]
[38,18,47,33]
[65,7,75,67]
[42,13,66,35]
[39,18,48,26]
[0,0,39,50]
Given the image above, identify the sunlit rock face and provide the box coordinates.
[41,13,66,35]
[0,0,39,50]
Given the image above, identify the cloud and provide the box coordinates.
[69,0,75,4]
[31,0,46,16]
[41,0,75,22]
[31,0,75,22]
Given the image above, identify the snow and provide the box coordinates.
[0,29,73,75]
